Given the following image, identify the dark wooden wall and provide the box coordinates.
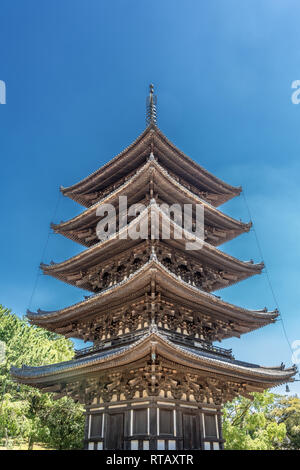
[85,398,224,450]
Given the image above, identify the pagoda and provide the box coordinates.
[12,85,296,450]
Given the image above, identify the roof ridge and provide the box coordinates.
[42,203,261,273]
[29,257,276,322]
[53,158,250,233]
[11,329,296,382]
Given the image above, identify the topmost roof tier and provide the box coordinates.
[60,124,242,208]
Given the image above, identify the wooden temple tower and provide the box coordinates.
[12,85,295,450]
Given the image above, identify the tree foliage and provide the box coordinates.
[223,391,292,450]
[0,305,84,450]
[271,395,300,449]
[39,397,85,450]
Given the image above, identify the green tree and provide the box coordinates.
[271,395,300,449]
[223,391,287,450]
[40,397,85,450]
[0,305,84,450]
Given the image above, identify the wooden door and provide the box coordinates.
[105,413,124,449]
[182,413,199,449]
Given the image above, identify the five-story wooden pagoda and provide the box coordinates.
[12,85,296,450]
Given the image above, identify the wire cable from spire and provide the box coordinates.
[27,190,62,312]
[146,83,157,126]
[241,190,294,357]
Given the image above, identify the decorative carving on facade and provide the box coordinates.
[60,360,249,406]
[69,242,234,293]
[72,295,235,344]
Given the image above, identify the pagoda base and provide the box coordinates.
[84,396,223,450]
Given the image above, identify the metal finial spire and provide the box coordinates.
[146,83,157,126]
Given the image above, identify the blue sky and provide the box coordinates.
[0,1,299,395]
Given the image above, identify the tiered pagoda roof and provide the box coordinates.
[60,124,242,208]
[28,256,277,340]
[12,85,295,420]
[53,159,250,247]
[12,329,296,397]
[42,204,261,293]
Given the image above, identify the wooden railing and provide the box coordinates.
[162,329,233,359]
[75,328,233,360]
